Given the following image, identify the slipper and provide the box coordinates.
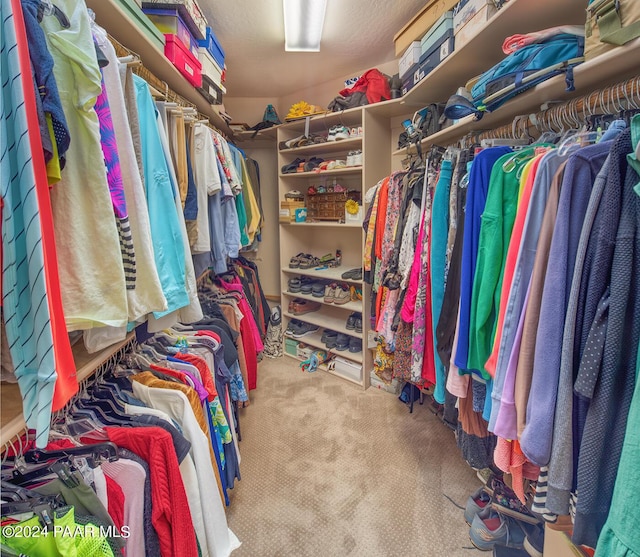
[304,157,324,172]
[327,160,346,170]
[282,158,305,174]
[279,135,305,150]
[299,254,320,269]
[288,252,306,268]
[315,161,331,173]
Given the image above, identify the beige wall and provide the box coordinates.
[240,145,280,299]
[228,59,399,301]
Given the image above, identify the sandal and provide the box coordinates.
[304,157,324,172]
[315,161,331,173]
[282,158,305,174]
[288,252,306,268]
[299,254,320,269]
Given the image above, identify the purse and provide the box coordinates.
[585,0,640,61]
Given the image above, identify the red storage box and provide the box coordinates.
[164,34,202,87]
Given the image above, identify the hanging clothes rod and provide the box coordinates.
[467,76,640,143]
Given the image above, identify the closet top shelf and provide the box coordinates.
[393,36,640,155]
[86,0,233,137]
[367,0,587,118]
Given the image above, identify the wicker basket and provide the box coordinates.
[306,191,361,222]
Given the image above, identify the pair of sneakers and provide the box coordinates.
[327,125,350,141]
[285,319,319,338]
[324,282,350,304]
[346,312,362,333]
[346,150,362,167]
[466,484,543,556]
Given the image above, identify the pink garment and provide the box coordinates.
[376,288,400,348]
[446,301,470,398]
[217,277,264,352]
[493,282,531,440]
[502,25,585,54]
[493,438,539,504]
[400,220,425,323]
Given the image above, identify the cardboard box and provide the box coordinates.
[394,0,460,56]
[285,337,298,356]
[402,33,454,94]
[399,41,422,79]
[198,47,224,86]
[279,201,305,223]
[420,11,453,56]
[370,372,402,394]
[198,27,225,68]
[144,8,195,53]
[453,0,496,30]
[454,1,498,49]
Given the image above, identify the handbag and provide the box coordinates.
[585,0,640,61]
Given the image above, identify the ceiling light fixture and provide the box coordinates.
[283,0,327,52]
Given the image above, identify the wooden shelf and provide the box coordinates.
[279,166,362,179]
[283,352,364,386]
[392,37,640,155]
[367,0,587,119]
[284,333,364,365]
[282,221,362,229]
[280,137,363,156]
[279,107,365,132]
[86,0,232,136]
[283,290,362,313]
[284,310,363,339]
[0,333,135,445]
[282,266,363,284]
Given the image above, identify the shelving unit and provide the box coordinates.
[284,331,364,366]
[0,334,135,445]
[277,107,386,388]
[86,0,233,137]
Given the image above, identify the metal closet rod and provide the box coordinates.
[472,76,640,142]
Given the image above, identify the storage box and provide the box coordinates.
[279,201,305,223]
[370,371,402,394]
[143,8,195,52]
[198,47,224,86]
[197,74,223,105]
[198,27,225,69]
[115,0,166,51]
[332,356,362,383]
[284,337,298,356]
[420,11,453,56]
[142,0,207,40]
[344,205,364,224]
[402,32,454,94]
[296,343,310,359]
[394,0,460,56]
[453,0,496,30]
[399,41,422,79]
[453,0,498,49]
[164,34,202,87]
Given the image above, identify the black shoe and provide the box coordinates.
[321,329,338,347]
[354,315,362,334]
[346,313,357,330]
[348,338,362,353]
[335,333,350,351]
[522,522,544,557]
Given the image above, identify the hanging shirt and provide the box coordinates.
[41,0,128,331]
[454,147,511,375]
[133,75,190,317]
[192,123,221,253]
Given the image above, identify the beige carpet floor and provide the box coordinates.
[226,356,484,557]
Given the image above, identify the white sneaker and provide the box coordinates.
[333,125,350,140]
[351,149,362,166]
[327,126,338,141]
[346,151,354,166]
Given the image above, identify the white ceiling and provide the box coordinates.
[199,0,427,98]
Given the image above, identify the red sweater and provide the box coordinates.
[104,427,198,557]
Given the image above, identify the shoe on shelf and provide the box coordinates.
[290,299,321,315]
[281,158,305,174]
[465,487,492,525]
[311,283,326,297]
[351,149,363,166]
[327,126,339,141]
[333,283,351,305]
[300,281,316,295]
[324,283,337,303]
[327,159,347,170]
[285,318,305,336]
[341,267,362,280]
[289,252,306,268]
[288,277,302,292]
[292,322,320,338]
[348,338,362,353]
[278,134,305,150]
[321,329,338,347]
[346,313,357,330]
[521,523,544,557]
[469,507,525,552]
[333,125,350,140]
[304,157,324,172]
[334,333,350,351]
[354,315,362,333]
